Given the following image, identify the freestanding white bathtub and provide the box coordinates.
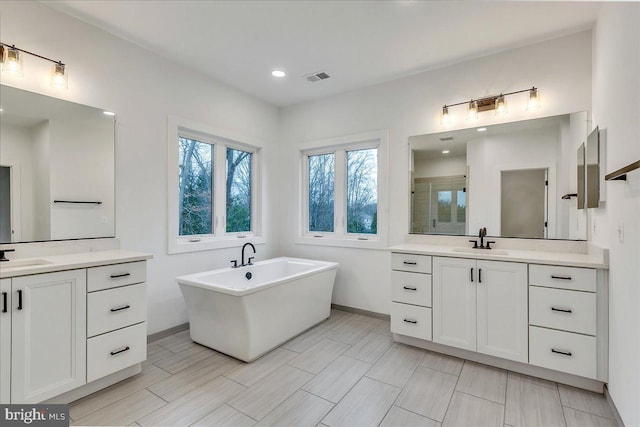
[176,257,338,362]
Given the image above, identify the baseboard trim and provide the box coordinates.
[147,322,189,343]
[604,385,626,427]
[331,304,389,320]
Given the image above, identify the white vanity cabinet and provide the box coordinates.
[10,270,87,403]
[0,251,151,404]
[432,257,528,363]
[390,253,433,340]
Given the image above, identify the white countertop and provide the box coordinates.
[389,243,608,269]
[0,250,153,279]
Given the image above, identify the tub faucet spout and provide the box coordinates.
[241,243,256,267]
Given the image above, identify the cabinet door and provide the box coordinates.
[433,257,476,351]
[476,260,528,363]
[0,278,11,404]
[11,270,87,403]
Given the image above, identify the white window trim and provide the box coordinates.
[167,115,265,254]
[295,129,389,250]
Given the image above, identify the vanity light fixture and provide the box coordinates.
[0,42,67,89]
[440,86,539,125]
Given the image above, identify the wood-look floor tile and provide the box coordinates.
[373,319,392,336]
[420,350,464,376]
[154,331,199,353]
[147,352,241,401]
[326,318,375,345]
[152,343,215,374]
[321,377,400,427]
[558,385,615,420]
[70,363,170,420]
[289,339,350,374]
[302,355,371,403]
[228,365,314,420]
[366,343,424,388]
[322,310,356,330]
[282,326,329,353]
[344,331,394,364]
[563,407,619,427]
[255,390,333,427]
[191,404,256,427]
[456,361,508,404]
[137,376,245,426]
[508,371,557,389]
[395,366,458,422]
[146,342,175,364]
[380,406,441,427]
[225,347,298,387]
[442,391,504,427]
[73,389,166,426]
[504,376,565,427]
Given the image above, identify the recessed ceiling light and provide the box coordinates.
[477,127,487,132]
[442,150,450,154]
[271,70,286,78]
[103,111,115,116]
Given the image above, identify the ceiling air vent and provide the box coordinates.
[439,136,454,142]
[304,71,331,83]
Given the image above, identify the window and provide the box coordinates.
[168,116,263,254]
[298,130,388,249]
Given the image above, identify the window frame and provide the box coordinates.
[168,116,264,254]
[296,130,389,249]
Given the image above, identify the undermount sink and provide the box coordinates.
[452,247,509,256]
[0,259,52,269]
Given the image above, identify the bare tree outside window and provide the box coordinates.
[226,148,252,232]
[346,148,378,234]
[308,153,335,232]
[178,137,213,235]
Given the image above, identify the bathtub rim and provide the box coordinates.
[176,256,338,297]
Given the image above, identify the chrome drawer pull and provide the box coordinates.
[403,318,418,324]
[403,261,417,265]
[551,348,572,357]
[403,286,417,291]
[551,275,572,280]
[110,304,131,312]
[110,273,131,279]
[551,307,573,313]
[110,346,130,356]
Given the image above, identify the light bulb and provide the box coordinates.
[441,106,453,126]
[526,87,540,110]
[467,100,478,120]
[50,63,68,89]
[1,46,24,76]
[495,95,507,116]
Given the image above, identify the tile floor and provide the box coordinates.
[70,309,620,427]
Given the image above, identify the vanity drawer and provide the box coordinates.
[529,326,596,379]
[87,261,146,292]
[391,253,432,274]
[87,283,147,337]
[529,264,596,292]
[529,286,596,336]
[87,322,146,382]
[390,302,432,340]
[391,271,431,307]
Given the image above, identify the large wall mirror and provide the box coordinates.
[0,85,115,243]
[409,112,588,240]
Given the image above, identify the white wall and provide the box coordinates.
[0,123,34,241]
[591,3,640,426]
[31,121,50,241]
[280,31,592,313]
[0,1,280,333]
[414,155,466,179]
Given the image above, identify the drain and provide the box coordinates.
[245,272,252,280]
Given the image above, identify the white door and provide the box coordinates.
[1,278,11,404]
[476,260,528,363]
[433,257,476,351]
[11,270,86,403]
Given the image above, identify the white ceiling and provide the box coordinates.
[47,1,602,107]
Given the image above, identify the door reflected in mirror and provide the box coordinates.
[409,112,588,240]
[0,85,115,243]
